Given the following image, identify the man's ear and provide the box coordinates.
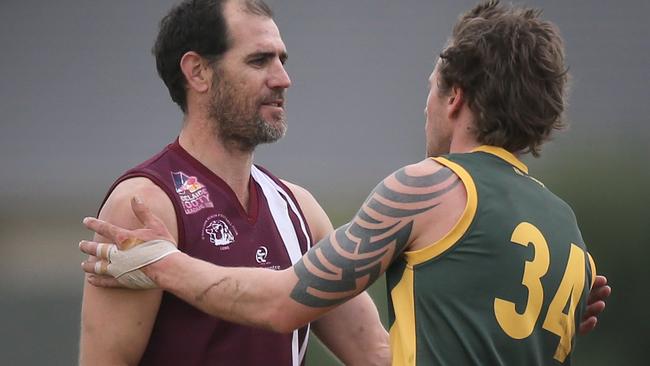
[179,51,212,93]
[447,85,465,119]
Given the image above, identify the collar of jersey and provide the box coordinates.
[471,145,529,174]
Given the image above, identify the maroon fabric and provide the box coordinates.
[100,139,311,366]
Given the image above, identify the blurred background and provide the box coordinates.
[1,0,648,364]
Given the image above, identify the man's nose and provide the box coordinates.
[268,61,291,89]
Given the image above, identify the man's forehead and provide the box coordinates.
[224,2,284,47]
[429,59,442,81]
[232,35,287,60]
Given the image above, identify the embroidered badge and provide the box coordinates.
[172,171,214,215]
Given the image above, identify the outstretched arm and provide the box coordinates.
[80,161,610,336]
[81,160,460,332]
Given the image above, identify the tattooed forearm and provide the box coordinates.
[291,165,460,307]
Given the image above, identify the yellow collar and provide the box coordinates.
[471,145,529,174]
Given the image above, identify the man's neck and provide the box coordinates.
[178,116,254,211]
[449,136,481,154]
[449,111,481,154]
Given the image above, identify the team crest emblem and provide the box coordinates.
[171,171,214,215]
[202,214,238,248]
[205,220,235,246]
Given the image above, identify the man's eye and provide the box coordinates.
[250,58,266,66]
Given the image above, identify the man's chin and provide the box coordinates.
[259,118,287,141]
[259,130,286,144]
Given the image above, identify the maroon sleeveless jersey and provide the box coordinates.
[101,140,312,366]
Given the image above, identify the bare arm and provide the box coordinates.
[82,160,459,332]
[311,293,391,366]
[283,181,391,365]
[80,178,178,365]
[81,159,609,341]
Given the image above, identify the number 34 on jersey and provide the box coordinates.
[494,222,594,363]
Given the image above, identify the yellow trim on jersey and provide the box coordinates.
[588,252,597,289]
[389,267,416,366]
[472,145,529,174]
[403,157,478,265]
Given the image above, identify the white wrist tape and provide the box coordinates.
[105,239,180,289]
[116,269,158,289]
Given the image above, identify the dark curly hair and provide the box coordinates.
[438,0,568,156]
[152,0,273,113]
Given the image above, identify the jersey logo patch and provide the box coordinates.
[202,214,238,248]
[254,244,281,270]
[171,171,214,215]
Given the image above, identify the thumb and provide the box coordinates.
[131,196,158,228]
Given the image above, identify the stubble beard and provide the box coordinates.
[208,74,287,153]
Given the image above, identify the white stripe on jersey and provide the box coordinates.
[251,166,311,366]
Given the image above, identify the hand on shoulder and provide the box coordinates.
[98,177,179,244]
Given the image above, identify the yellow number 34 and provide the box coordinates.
[494,222,588,362]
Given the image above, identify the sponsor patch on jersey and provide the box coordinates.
[202,214,238,248]
[255,246,268,263]
[254,245,281,270]
[171,171,214,214]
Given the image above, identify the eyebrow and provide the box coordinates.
[246,51,288,63]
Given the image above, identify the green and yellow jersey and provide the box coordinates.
[387,146,596,366]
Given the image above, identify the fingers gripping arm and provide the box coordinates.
[83,239,179,289]
[579,274,611,335]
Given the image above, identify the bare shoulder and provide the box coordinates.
[287,161,467,309]
[375,159,463,201]
[279,179,314,203]
[100,177,178,242]
[280,179,333,242]
[395,158,457,182]
[387,159,467,251]
[81,176,172,364]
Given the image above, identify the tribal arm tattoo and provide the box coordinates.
[291,164,461,308]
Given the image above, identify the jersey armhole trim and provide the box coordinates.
[588,252,597,289]
[403,157,478,266]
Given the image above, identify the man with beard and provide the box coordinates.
[80,1,611,365]
[79,0,389,365]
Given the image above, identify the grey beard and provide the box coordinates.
[206,73,287,152]
[212,114,287,153]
